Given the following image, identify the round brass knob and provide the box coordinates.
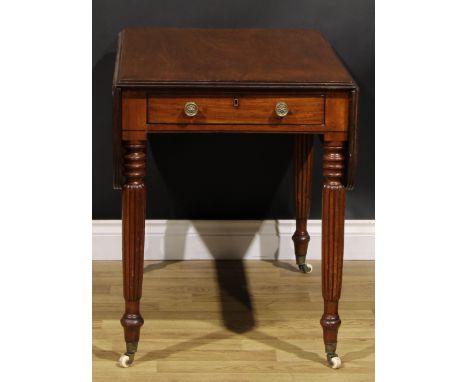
[184,102,198,117]
[275,101,289,117]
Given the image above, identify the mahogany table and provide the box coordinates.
[112,27,358,369]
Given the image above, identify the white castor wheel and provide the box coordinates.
[328,355,342,369]
[118,354,130,368]
[298,263,313,273]
[118,353,135,368]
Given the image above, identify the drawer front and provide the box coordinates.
[147,95,325,125]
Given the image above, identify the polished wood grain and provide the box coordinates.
[147,122,335,134]
[148,95,325,125]
[115,28,355,88]
[292,135,314,266]
[122,91,147,131]
[111,27,360,368]
[121,140,147,351]
[93,260,374,381]
[320,140,346,358]
[346,89,359,190]
[145,92,350,133]
[325,93,349,131]
[112,87,122,189]
[112,28,359,188]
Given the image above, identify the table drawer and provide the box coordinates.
[147,95,325,125]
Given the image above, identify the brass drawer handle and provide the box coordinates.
[184,102,198,117]
[275,101,289,117]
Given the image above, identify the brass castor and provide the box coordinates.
[298,263,313,273]
[118,342,138,368]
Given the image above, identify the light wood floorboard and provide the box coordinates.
[93,260,374,381]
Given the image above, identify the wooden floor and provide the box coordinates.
[93,260,374,381]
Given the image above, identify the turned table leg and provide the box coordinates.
[119,140,146,368]
[292,134,314,273]
[320,140,346,369]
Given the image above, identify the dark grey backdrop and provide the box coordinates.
[93,0,374,220]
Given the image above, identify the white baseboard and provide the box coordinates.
[92,220,374,261]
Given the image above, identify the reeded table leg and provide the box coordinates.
[320,140,346,369]
[292,134,314,273]
[119,140,146,368]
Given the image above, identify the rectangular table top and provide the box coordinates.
[114,28,356,89]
